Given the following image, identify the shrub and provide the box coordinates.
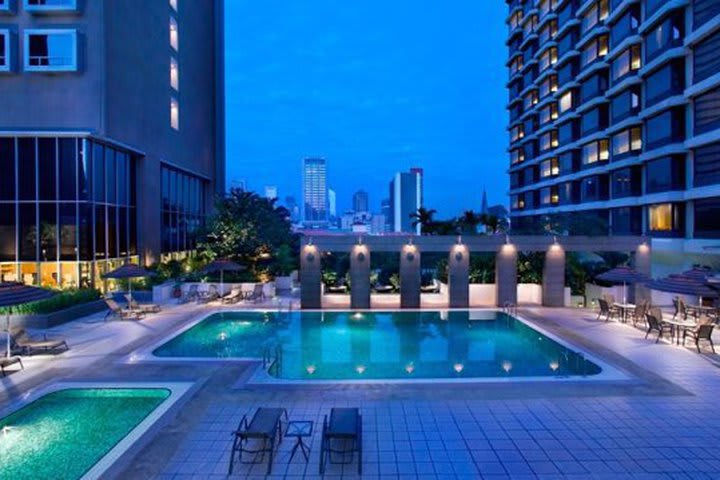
[0,288,102,315]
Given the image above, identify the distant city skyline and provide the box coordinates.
[224,1,508,217]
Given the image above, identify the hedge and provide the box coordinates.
[0,288,102,315]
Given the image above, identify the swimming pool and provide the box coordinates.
[153,310,602,380]
[0,387,171,480]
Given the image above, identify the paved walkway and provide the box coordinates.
[3,304,720,479]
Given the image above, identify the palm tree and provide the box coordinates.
[480,214,508,234]
[458,210,481,234]
[409,207,437,235]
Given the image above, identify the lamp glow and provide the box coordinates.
[405,363,415,374]
[453,363,464,373]
[502,361,512,373]
[306,365,316,375]
[352,312,364,320]
[355,365,366,374]
[549,361,559,371]
[218,332,227,341]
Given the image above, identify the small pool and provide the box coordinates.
[154,310,602,380]
[0,388,171,480]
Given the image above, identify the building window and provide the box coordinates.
[0,30,9,72]
[612,127,642,157]
[540,158,559,178]
[24,29,77,72]
[611,86,641,122]
[523,90,538,110]
[170,56,179,90]
[646,108,685,149]
[559,90,574,113]
[581,34,608,66]
[161,164,206,254]
[611,168,640,198]
[694,85,720,136]
[540,103,558,125]
[170,16,179,51]
[646,155,685,193]
[694,197,720,239]
[611,45,641,82]
[540,186,559,205]
[539,47,558,72]
[539,19,558,44]
[169,0,178,11]
[582,0,609,34]
[582,139,609,166]
[510,124,524,143]
[580,105,608,136]
[170,97,179,130]
[645,13,683,62]
[540,130,559,152]
[649,203,683,234]
[611,6,640,46]
[694,142,720,188]
[580,175,607,202]
[24,0,77,12]
[539,75,557,99]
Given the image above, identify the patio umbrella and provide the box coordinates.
[679,266,715,283]
[202,259,245,297]
[0,282,55,358]
[646,274,720,305]
[596,266,649,304]
[102,263,154,303]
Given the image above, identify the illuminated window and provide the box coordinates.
[541,158,559,178]
[612,127,642,156]
[170,97,179,130]
[649,204,673,231]
[559,91,573,113]
[170,17,179,51]
[170,0,177,11]
[612,45,641,81]
[540,47,558,71]
[582,139,609,165]
[170,56,179,90]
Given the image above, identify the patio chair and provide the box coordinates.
[10,328,69,355]
[0,356,23,376]
[228,407,287,476]
[596,299,619,322]
[104,298,144,321]
[244,283,265,303]
[319,408,362,475]
[198,284,220,304]
[645,308,672,343]
[631,301,649,327]
[672,297,680,319]
[683,320,716,353]
[602,293,616,305]
[179,284,199,304]
[678,298,699,321]
[222,287,243,304]
[125,295,161,313]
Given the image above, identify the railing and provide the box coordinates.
[262,343,282,377]
[503,302,518,316]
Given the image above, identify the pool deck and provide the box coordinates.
[3,300,720,479]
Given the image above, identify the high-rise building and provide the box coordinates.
[264,186,278,201]
[284,196,300,223]
[328,188,337,218]
[302,158,328,227]
[381,198,392,231]
[506,0,720,259]
[389,169,423,234]
[352,190,369,213]
[0,1,225,287]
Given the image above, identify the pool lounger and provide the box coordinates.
[0,356,23,376]
[10,328,69,355]
[319,408,362,475]
[228,407,288,475]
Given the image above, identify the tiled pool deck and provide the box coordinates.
[3,301,720,479]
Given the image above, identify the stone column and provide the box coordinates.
[495,243,518,307]
[350,244,371,309]
[633,241,652,303]
[300,244,321,309]
[400,244,421,308]
[542,243,565,307]
[448,244,469,308]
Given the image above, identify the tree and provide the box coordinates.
[458,210,481,235]
[196,188,298,279]
[409,207,437,235]
[480,214,508,234]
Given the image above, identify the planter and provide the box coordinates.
[275,276,293,291]
[7,299,108,329]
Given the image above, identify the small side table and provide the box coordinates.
[285,420,313,462]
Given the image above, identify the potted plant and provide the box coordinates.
[272,244,297,291]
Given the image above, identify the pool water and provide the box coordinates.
[0,388,170,480]
[154,310,602,380]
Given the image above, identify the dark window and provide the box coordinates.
[694,29,720,84]
[612,167,640,198]
[557,29,577,57]
[558,60,578,84]
[0,138,15,201]
[580,175,608,202]
[610,5,639,47]
[646,108,685,149]
[645,60,684,107]
[581,105,609,135]
[694,0,720,29]
[612,207,642,235]
[694,197,720,239]
[694,86,720,135]
[646,155,685,193]
[559,151,578,174]
[18,137,36,201]
[558,181,578,204]
[94,205,105,259]
[694,142,720,187]
[0,203,15,262]
[558,120,578,144]
[59,138,77,201]
[118,206,128,256]
[107,205,117,259]
[78,203,92,261]
[59,203,77,261]
[92,142,105,202]
[37,138,56,201]
[580,71,609,102]
[129,207,137,255]
[78,140,90,201]
[645,13,684,62]
[645,0,665,17]
[18,203,36,261]
[610,86,641,122]
[39,203,57,261]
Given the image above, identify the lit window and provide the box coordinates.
[541,158,559,177]
[170,97,179,130]
[649,204,673,231]
[169,0,177,11]
[612,45,641,80]
[25,0,77,12]
[170,56,179,90]
[559,91,573,113]
[0,30,9,72]
[24,29,78,72]
[612,127,642,156]
[582,139,609,165]
[170,16,179,51]
[540,47,558,71]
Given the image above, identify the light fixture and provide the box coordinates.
[549,361,559,371]
[502,361,512,373]
[352,312,364,320]
[218,332,227,341]
[357,236,363,246]
[453,363,464,373]
[355,365,366,374]
[306,365,316,375]
[408,237,413,246]
[405,363,415,374]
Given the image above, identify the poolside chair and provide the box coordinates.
[179,284,199,304]
[228,407,287,476]
[420,279,441,293]
[319,408,362,475]
[672,297,680,319]
[631,301,649,327]
[10,328,68,355]
[373,283,394,293]
[105,298,144,321]
[678,298,698,321]
[222,286,243,304]
[125,295,161,313]
[645,308,672,343]
[602,293,616,305]
[244,283,265,303]
[198,284,220,304]
[0,356,23,376]
[326,283,348,294]
[683,320,716,353]
[596,299,619,322]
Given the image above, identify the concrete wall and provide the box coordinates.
[518,283,542,305]
[542,245,565,306]
[350,244,370,309]
[469,284,496,306]
[400,244,420,308]
[496,244,518,306]
[448,244,469,307]
[300,245,321,309]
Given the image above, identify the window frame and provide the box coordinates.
[23,29,78,72]
[24,0,78,13]
[0,29,11,72]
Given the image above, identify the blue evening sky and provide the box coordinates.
[225,1,508,217]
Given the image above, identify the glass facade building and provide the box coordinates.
[506,0,720,252]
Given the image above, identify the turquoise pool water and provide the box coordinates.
[154,310,602,380]
[0,388,170,480]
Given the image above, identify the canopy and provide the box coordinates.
[646,274,719,298]
[102,264,153,279]
[0,283,56,357]
[596,266,649,285]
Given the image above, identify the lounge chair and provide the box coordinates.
[596,299,619,322]
[244,283,265,303]
[105,298,144,321]
[223,287,243,304]
[420,279,441,293]
[10,328,69,355]
[373,283,394,294]
[125,295,161,313]
[645,308,672,343]
[683,320,716,353]
[0,356,23,376]
[198,285,220,304]
[326,283,348,294]
[228,407,287,476]
[179,284,199,304]
[319,408,362,475]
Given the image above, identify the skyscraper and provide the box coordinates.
[328,188,337,218]
[264,186,278,201]
[0,0,224,287]
[389,169,423,234]
[302,158,328,227]
[506,0,720,260]
[353,190,370,213]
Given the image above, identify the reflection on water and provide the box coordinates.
[154,310,601,379]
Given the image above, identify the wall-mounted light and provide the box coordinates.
[357,236,363,246]
[307,237,313,246]
[457,235,463,245]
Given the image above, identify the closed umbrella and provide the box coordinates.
[646,274,719,305]
[202,259,245,297]
[103,264,154,304]
[0,282,55,357]
[596,266,649,304]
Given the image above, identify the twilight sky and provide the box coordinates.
[224,1,508,217]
